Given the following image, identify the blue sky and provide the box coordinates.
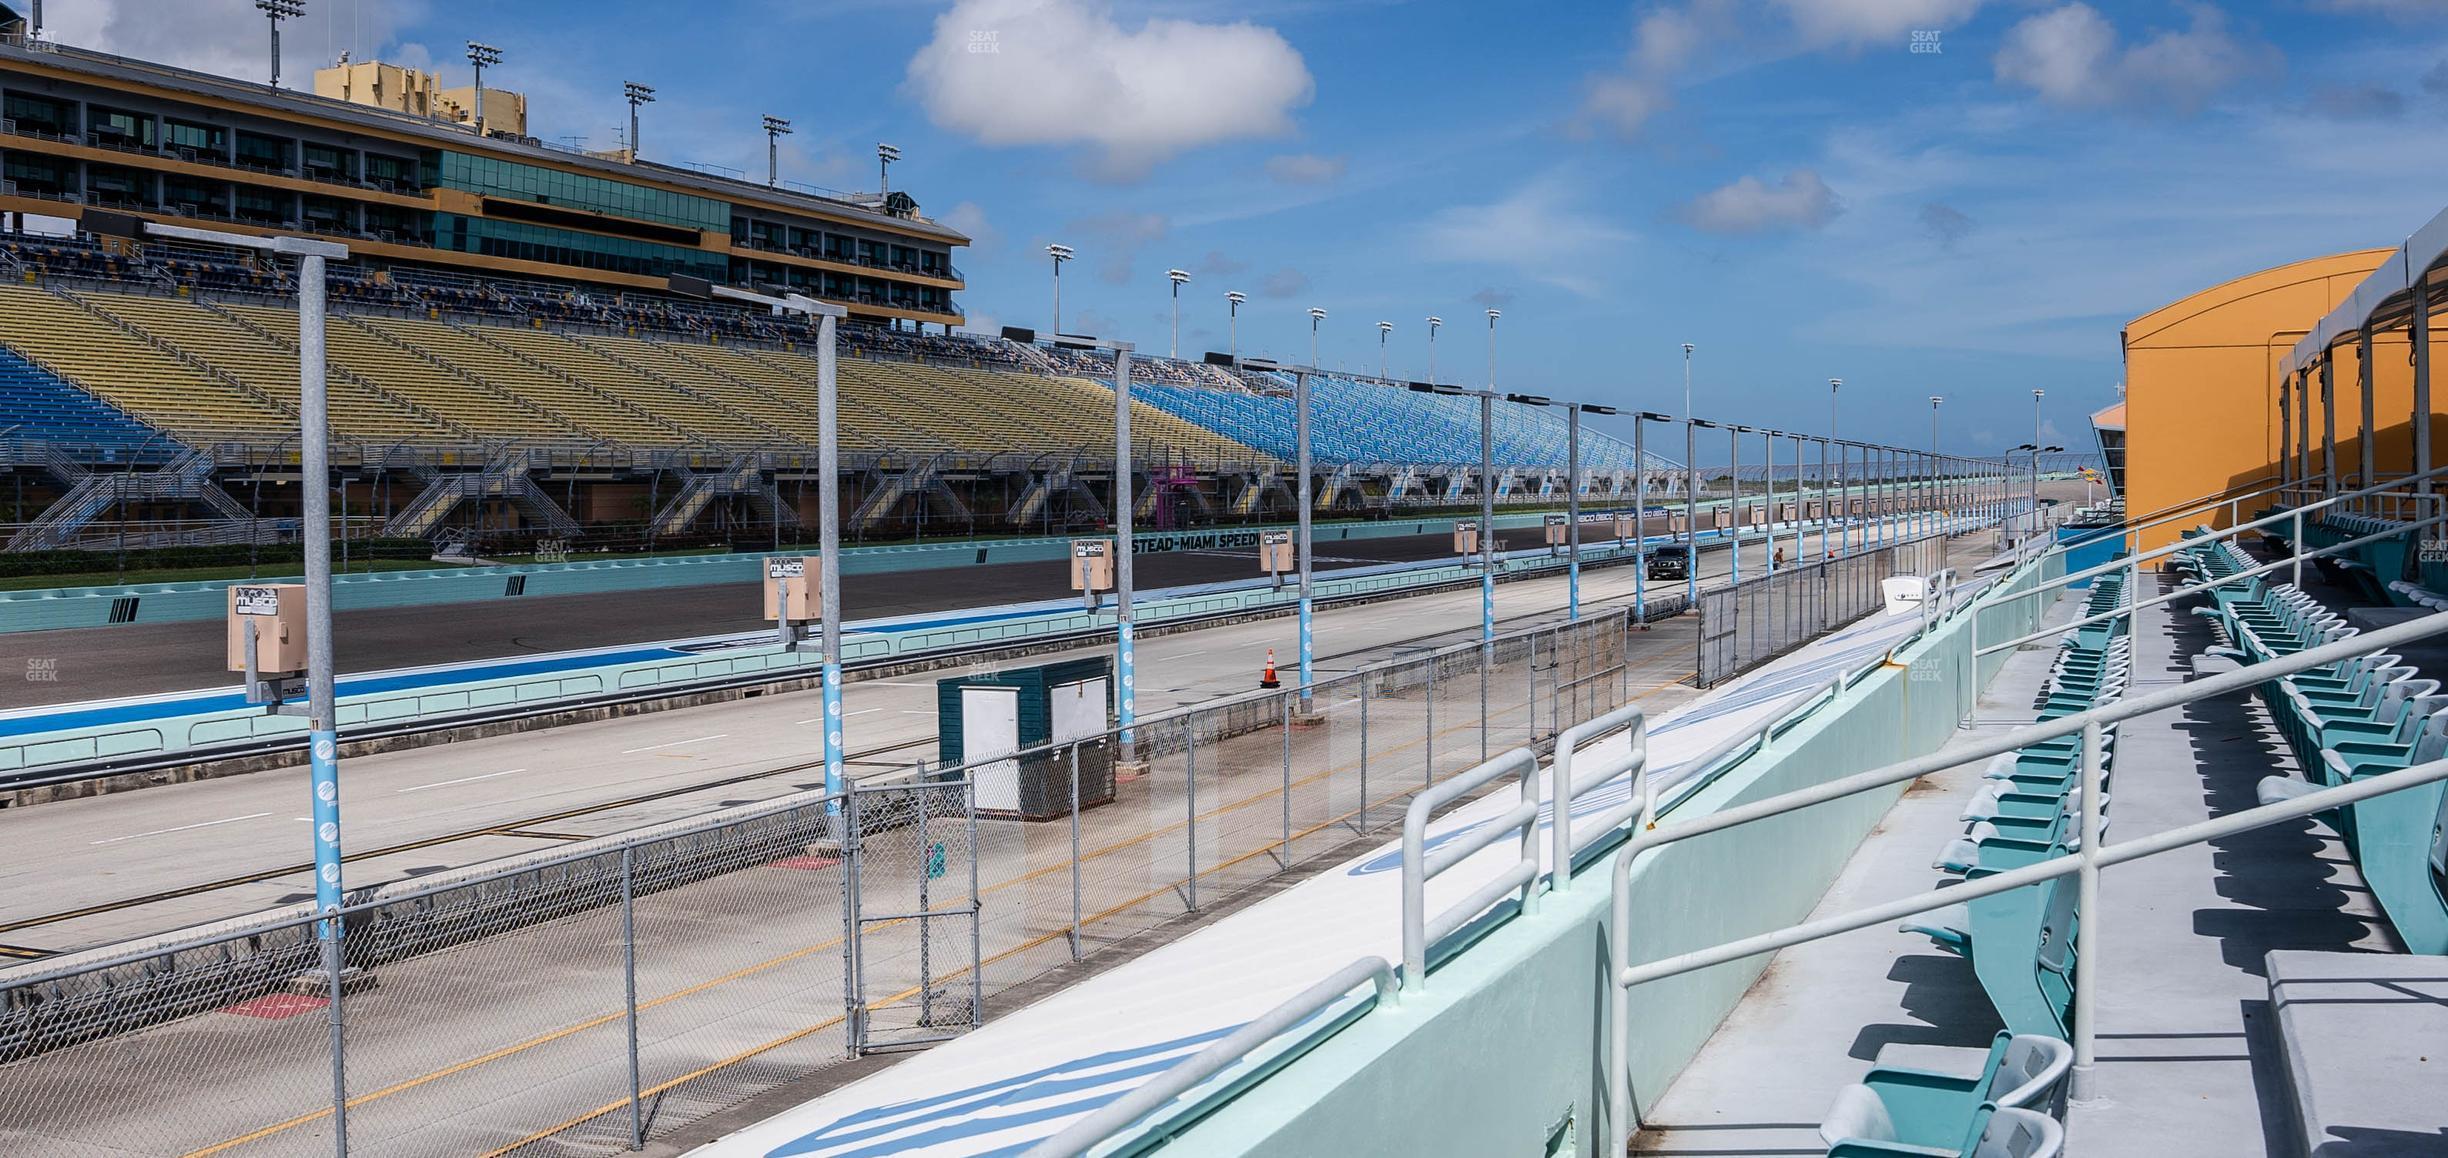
[53,0,2448,457]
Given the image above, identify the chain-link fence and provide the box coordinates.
[1696,531,1951,687]
[0,610,1633,1157]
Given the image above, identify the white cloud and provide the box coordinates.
[1576,4,1710,137]
[1415,175,1635,295]
[1680,169,1844,233]
[942,201,999,249]
[905,0,1313,180]
[1768,0,1984,47]
[1264,152,1347,185]
[39,0,430,88]
[1995,3,2277,112]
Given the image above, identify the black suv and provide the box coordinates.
[1646,544,1690,580]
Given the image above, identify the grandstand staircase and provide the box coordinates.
[1315,464,1358,511]
[1000,339,1062,374]
[7,447,253,551]
[651,457,796,537]
[1227,465,1295,518]
[855,455,977,532]
[382,455,581,539]
[1006,457,1101,530]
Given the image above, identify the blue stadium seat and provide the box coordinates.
[0,344,169,454]
[1819,1032,2069,1152]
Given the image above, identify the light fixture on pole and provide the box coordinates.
[1485,308,1501,388]
[1225,291,1245,359]
[1165,268,1190,359]
[622,81,656,161]
[761,115,793,188]
[1307,306,1327,369]
[465,42,503,135]
[1230,354,1323,707]
[1426,316,1443,386]
[1681,342,1695,420]
[1046,243,1073,334]
[877,142,901,194]
[255,0,302,89]
[1377,321,1392,379]
[1687,418,1711,608]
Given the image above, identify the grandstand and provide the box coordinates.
[0,227,1675,551]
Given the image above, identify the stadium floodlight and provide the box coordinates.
[1505,393,1551,407]
[1681,342,1695,421]
[1485,308,1501,390]
[1226,290,1246,359]
[1307,306,1326,369]
[1376,321,1393,379]
[465,42,503,133]
[1167,268,1190,359]
[622,81,656,160]
[1426,315,1443,386]
[255,0,302,88]
[2029,388,2047,536]
[1046,244,1073,333]
[762,115,793,187]
[877,142,901,193]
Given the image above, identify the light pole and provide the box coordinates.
[1426,316,1443,385]
[1226,291,1245,360]
[1485,308,1501,390]
[1727,423,1745,585]
[1510,395,1611,621]
[1929,396,1943,538]
[255,0,301,88]
[622,81,655,160]
[877,142,900,194]
[1308,306,1327,369]
[135,216,347,1145]
[1637,411,1673,623]
[2031,388,2046,536]
[1760,425,1778,577]
[762,115,793,188]
[1234,355,1321,706]
[1413,380,1499,649]
[466,42,503,134]
[1681,342,1695,420]
[1046,243,1073,333]
[1167,269,1190,359]
[1377,321,1393,379]
[1113,340,1139,766]
[1687,418,1708,608]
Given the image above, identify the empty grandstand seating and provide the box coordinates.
[222,303,582,445]
[0,346,165,452]
[2177,533,2448,955]
[480,327,781,446]
[1904,568,2132,1039]
[0,283,294,444]
[356,316,687,446]
[78,291,461,445]
[1131,374,1654,471]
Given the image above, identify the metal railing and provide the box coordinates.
[1600,601,2448,1154]
[1400,747,1543,986]
[1547,704,1649,891]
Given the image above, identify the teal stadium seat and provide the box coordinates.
[1819,1032,2070,1152]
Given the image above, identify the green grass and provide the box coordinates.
[0,556,461,593]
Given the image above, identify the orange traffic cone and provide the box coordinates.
[1260,648,1281,689]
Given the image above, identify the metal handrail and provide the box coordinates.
[1993,460,2448,613]
[1601,606,2448,1154]
[1547,705,1648,890]
[1976,507,2448,660]
[1402,747,1542,986]
[1021,956,1400,1158]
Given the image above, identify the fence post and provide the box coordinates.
[841,789,863,1057]
[1424,659,1436,791]
[1280,695,1294,869]
[622,844,643,1150]
[1479,653,1490,762]
[2070,718,2105,1100]
[1358,679,1371,832]
[1068,744,1083,962]
[1185,722,1200,911]
[967,777,982,1029]
[326,915,347,1158]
